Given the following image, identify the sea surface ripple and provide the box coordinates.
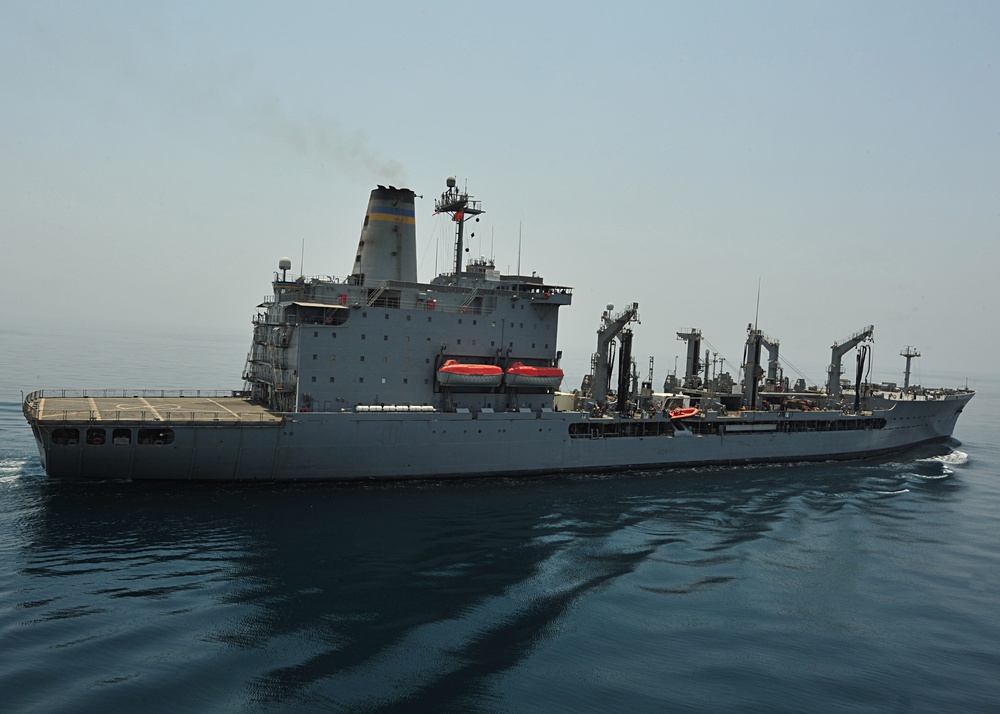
[2,330,998,712]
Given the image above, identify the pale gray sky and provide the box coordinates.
[2,1,997,387]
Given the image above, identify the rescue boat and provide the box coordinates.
[668,407,700,420]
[437,360,503,387]
[504,362,564,389]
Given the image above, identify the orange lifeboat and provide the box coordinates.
[668,407,699,420]
[437,360,503,387]
[504,362,564,389]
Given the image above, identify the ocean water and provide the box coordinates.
[2,324,998,712]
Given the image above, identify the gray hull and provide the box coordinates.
[28,392,971,481]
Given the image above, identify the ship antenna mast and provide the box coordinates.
[900,346,920,389]
[754,277,761,331]
[517,222,522,276]
[434,176,484,275]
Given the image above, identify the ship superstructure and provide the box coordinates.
[23,179,974,481]
[241,182,571,416]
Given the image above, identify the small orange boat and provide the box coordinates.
[504,362,565,389]
[437,360,503,387]
[668,407,699,420]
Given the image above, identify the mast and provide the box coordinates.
[676,329,703,389]
[742,325,763,409]
[900,346,920,389]
[615,328,634,412]
[434,177,484,274]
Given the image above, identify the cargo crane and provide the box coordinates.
[590,303,639,406]
[826,325,874,397]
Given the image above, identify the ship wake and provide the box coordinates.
[920,450,969,466]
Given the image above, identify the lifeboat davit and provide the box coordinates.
[668,407,699,420]
[437,360,503,387]
[504,362,564,389]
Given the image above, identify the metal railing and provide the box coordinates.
[25,409,283,426]
[24,388,246,401]
[21,388,282,427]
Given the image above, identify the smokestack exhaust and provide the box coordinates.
[351,186,417,285]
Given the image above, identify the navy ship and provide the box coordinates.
[23,179,974,480]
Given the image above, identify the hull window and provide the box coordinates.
[51,428,80,445]
[138,428,175,446]
[86,428,106,446]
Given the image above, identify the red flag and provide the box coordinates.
[453,210,464,222]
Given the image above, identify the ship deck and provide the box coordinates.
[24,391,282,425]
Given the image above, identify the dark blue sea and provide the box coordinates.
[2,325,998,712]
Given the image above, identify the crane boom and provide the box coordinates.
[826,325,874,396]
[591,303,639,405]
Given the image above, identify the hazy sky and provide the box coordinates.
[3,1,998,388]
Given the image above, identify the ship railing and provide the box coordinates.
[460,288,480,312]
[366,281,389,306]
[25,409,282,426]
[24,388,248,400]
[20,388,281,426]
[423,300,484,315]
[271,300,490,319]
[258,281,572,324]
[295,274,343,285]
[832,325,875,348]
[366,278,574,300]
[246,356,290,370]
[273,273,574,299]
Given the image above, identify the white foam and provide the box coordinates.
[0,457,30,474]
[0,457,33,483]
[924,450,968,466]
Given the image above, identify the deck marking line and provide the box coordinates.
[206,399,241,419]
[137,397,164,421]
[87,396,102,421]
